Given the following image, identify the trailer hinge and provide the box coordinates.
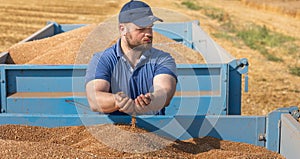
[290,108,300,121]
[258,133,266,141]
[235,58,249,92]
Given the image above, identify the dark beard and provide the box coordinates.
[125,34,152,52]
[132,43,152,52]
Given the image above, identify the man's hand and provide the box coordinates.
[134,93,152,113]
[135,93,152,107]
[114,92,135,114]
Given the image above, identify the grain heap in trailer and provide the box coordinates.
[0,13,299,158]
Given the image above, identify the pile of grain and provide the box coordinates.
[0,124,284,158]
[7,23,204,65]
[7,24,100,65]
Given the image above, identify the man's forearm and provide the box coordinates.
[86,80,119,113]
[88,91,119,113]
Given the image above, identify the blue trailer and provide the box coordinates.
[0,21,299,158]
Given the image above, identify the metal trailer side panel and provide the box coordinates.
[19,22,57,44]
[280,114,300,159]
[0,52,8,63]
[20,22,87,44]
[2,64,231,116]
[0,66,6,113]
[266,106,299,153]
[143,115,266,146]
[266,108,288,152]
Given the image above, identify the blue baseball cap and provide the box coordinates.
[118,0,163,28]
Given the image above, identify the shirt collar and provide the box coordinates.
[116,39,123,58]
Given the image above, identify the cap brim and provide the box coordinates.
[132,16,163,28]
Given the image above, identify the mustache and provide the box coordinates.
[142,37,152,42]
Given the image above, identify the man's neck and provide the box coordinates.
[120,39,143,68]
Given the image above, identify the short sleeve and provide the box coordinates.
[155,52,178,82]
[85,52,113,85]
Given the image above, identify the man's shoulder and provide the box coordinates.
[93,43,118,58]
[149,47,174,61]
[150,47,172,56]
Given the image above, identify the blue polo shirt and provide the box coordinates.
[85,39,177,115]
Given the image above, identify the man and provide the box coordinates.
[85,0,177,115]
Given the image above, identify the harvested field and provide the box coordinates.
[241,0,300,19]
[0,124,284,159]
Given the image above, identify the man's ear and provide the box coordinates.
[120,24,127,36]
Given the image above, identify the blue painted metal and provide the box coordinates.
[139,115,266,146]
[266,106,299,152]
[1,63,230,116]
[176,64,224,91]
[0,114,131,127]
[167,96,225,116]
[191,22,235,63]
[7,70,84,93]
[2,107,299,151]
[0,66,7,113]
[227,58,249,115]
[280,114,300,159]
[153,21,195,48]
[266,110,282,152]
[7,97,88,114]
[59,23,87,33]
[19,22,57,44]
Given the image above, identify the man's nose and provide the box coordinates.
[144,29,153,37]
